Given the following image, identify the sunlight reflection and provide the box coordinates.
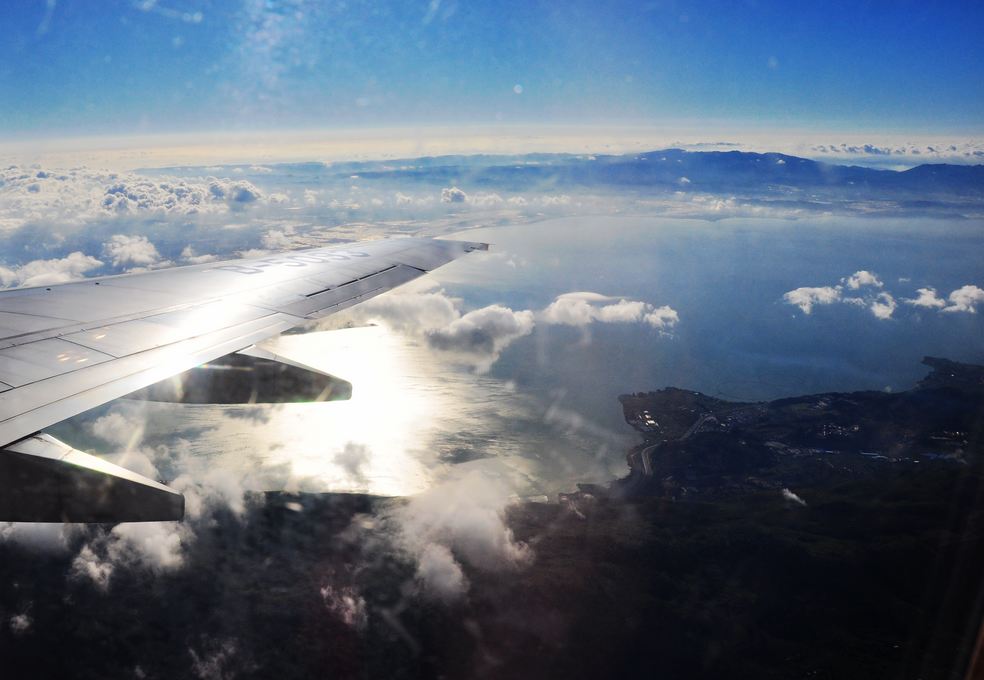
[256,326,442,495]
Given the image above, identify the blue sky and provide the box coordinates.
[1,0,983,140]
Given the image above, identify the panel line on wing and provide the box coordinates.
[303,264,399,298]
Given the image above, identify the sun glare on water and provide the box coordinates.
[138,326,451,497]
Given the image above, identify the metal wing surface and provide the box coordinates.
[0,237,486,450]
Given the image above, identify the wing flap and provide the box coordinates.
[0,433,183,522]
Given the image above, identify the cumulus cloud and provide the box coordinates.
[91,409,145,449]
[0,522,80,553]
[331,288,677,372]
[0,165,274,233]
[414,543,467,601]
[787,272,982,320]
[261,228,294,250]
[390,469,531,601]
[645,306,680,328]
[942,285,984,314]
[782,488,807,506]
[102,179,208,214]
[207,178,262,204]
[320,289,493,368]
[782,286,841,314]
[870,292,897,320]
[331,289,459,334]
[66,406,254,588]
[102,234,161,267]
[541,292,679,330]
[103,176,260,214]
[783,281,893,318]
[843,270,883,290]
[440,186,467,203]
[0,251,102,287]
[69,465,250,590]
[906,287,946,309]
[70,545,115,589]
[426,305,536,373]
[181,246,219,264]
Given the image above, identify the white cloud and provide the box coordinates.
[785,273,886,316]
[207,178,262,204]
[440,186,467,203]
[328,291,535,372]
[9,612,31,635]
[870,292,896,320]
[905,287,946,309]
[319,584,368,629]
[0,251,102,287]
[91,409,144,449]
[181,245,218,264]
[783,286,841,314]
[468,192,504,207]
[329,288,676,372]
[331,289,460,335]
[782,488,807,506]
[942,285,984,314]
[103,234,161,267]
[537,194,571,206]
[70,544,114,589]
[787,273,983,320]
[843,270,883,290]
[391,469,531,601]
[0,522,79,553]
[261,228,294,250]
[426,305,536,373]
[0,165,274,234]
[66,409,254,588]
[107,521,188,571]
[541,292,679,330]
[414,543,468,601]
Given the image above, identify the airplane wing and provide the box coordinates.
[0,237,486,522]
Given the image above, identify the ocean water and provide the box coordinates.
[70,215,984,498]
[446,215,984,408]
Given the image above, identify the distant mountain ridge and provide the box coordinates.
[338,148,984,197]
